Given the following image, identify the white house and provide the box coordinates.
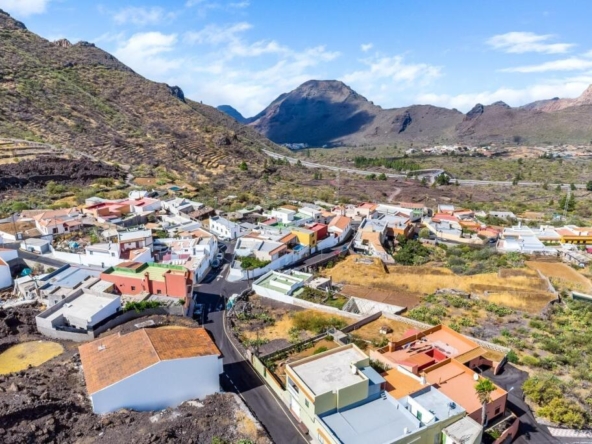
[209,216,242,239]
[79,328,222,414]
[157,230,218,282]
[32,208,82,236]
[36,287,121,339]
[252,270,313,304]
[20,238,51,254]
[162,198,204,216]
[327,215,352,243]
[271,208,296,224]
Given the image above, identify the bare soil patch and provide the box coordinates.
[527,261,592,293]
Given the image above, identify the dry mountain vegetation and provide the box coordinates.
[0,10,281,181]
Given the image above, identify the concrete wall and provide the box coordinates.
[0,264,12,289]
[90,355,222,414]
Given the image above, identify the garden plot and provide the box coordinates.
[346,316,411,347]
[527,260,592,293]
[326,255,555,314]
[233,295,350,355]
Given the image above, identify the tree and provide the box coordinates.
[475,377,496,427]
[558,193,576,212]
[435,174,450,186]
[587,180,592,191]
[367,173,377,180]
[239,161,248,171]
[418,228,431,239]
[570,183,576,191]
[378,173,387,181]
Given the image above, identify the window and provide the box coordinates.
[131,286,136,291]
[305,399,309,408]
[317,432,325,444]
[157,289,162,295]
[494,406,501,415]
[287,377,299,395]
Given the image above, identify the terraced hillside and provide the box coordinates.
[0,138,65,164]
[0,9,282,179]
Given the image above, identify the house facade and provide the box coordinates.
[79,328,222,414]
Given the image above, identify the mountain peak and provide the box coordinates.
[0,8,27,30]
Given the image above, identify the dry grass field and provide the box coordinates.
[526,261,592,293]
[326,255,556,313]
[348,316,411,343]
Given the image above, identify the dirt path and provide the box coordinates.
[387,187,402,202]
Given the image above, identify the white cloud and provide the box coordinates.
[0,0,50,16]
[343,55,441,85]
[229,1,249,8]
[501,57,592,73]
[416,77,592,112]
[114,32,182,77]
[361,43,373,52]
[112,7,175,26]
[184,22,252,45]
[487,32,574,54]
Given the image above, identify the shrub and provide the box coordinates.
[520,355,540,367]
[313,346,329,355]
[523,374,563,404]
[240,256,271,270]
[292,312,347,334]
[123,300,162,313]
[485,303,513,317]
[506,350,519,364]
[538,398,588,429]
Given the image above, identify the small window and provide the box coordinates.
[131,286,136,291]
[494,406,501,415]
[317,432,325,444]
[305,399,309,408]
[157,289,162,295]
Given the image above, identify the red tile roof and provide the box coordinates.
[79,328,220,394]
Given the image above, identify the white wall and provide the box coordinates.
[0,249,18,262]
[68,296,121,329]
[90,355,222,414]
[0,265,12,289]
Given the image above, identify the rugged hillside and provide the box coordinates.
[243,80,463,146]
[521,85,592,113]
[458,100,592,145]
[216,105,248,124]
[0,9,280,177]
[235,79,592,147]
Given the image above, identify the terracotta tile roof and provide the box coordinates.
[398,202,425,209]
[79,328,220,394]
[328,215,351,231]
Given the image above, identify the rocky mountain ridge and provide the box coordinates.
[0,9,280,178]
[218,79,592,147]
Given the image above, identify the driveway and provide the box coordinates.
[484,365,558,444]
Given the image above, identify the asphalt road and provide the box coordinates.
[484,365,559,444]
[263,149,587,189]
[196,246,308,444]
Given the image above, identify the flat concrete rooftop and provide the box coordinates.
[321,395,421,444]
[44,292,118,323]
[291,347,366,396]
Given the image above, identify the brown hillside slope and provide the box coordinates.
[241,79,592,147]
[0,10,281,177]
[247,80,464,146]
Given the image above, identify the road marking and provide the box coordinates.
[548,427,592,438]
[222,312,308,443]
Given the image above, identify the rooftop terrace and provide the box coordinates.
[289,346,367,396]
[321,395,421,444]
[104,262,186,282]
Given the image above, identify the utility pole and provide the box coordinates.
[336,169,340,202]
[563,186,570,220]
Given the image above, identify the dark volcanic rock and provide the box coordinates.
[167,85,186,103]
[466,103,485,120]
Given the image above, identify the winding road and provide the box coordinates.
[263,149,587,189]
[196,243,308,444]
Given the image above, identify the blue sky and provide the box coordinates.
[2,0,592,116]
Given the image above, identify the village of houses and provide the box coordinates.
[1,190,592,444]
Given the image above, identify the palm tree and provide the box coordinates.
[474,377,496,427]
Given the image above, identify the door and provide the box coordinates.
[290,396,301,420]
